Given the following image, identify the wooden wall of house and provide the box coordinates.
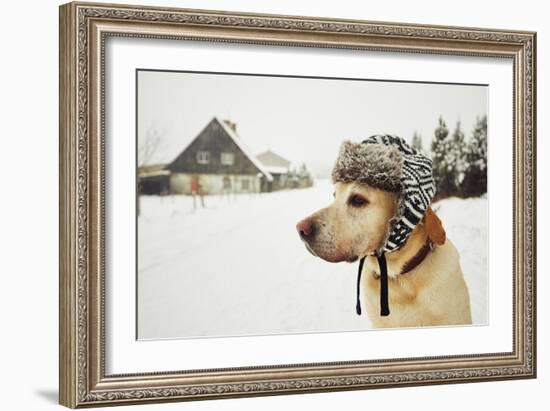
[169,119,262,176]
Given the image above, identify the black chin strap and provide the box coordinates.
[355,257,366,315]
[377,252,390,316]
[356,252,390,317]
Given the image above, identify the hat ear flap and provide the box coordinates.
[424,207,446,245]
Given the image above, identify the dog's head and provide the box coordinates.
[296,182,398,263]
[297,137,442,263]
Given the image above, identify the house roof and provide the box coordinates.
[257,150,292,169]
[215,118,273,182]
[138,163,168,175]
[263,165,290,175]
[139,169,170,178]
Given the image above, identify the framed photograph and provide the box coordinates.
[59,2,536,408]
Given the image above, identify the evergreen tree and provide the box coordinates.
[449,121,467,194]
[431,117,456,198]
[411,131,424,153]
[461,115,488,197]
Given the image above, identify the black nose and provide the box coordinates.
[296,218,315,240]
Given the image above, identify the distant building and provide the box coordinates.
[255,150,313,191]
[138,164,170,195]
[138,170,170,195]
[137,117,314,195]
[167,117,273,195]
[256,150,292,191]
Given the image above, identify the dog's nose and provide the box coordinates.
[296,218,315,239]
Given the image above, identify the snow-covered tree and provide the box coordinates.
[431,117,456,198]
[461,115,488,197]
[411,131,424,153]
[449,121,467,193]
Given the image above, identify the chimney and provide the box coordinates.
[223,119,237,134]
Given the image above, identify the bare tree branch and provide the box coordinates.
[138,124,163,166]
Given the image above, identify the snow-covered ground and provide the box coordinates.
[137,180,487,340]
[434,195,488,326]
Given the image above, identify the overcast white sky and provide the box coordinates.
[138,70,487,177]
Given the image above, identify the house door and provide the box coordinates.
[223,175,231,189]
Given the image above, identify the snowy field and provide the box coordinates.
[137,180,487,340]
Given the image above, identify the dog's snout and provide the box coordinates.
[296,218,315,240]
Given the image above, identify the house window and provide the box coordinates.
[196,151,210,164]
[241,178,250,190]
[220,152,234,165]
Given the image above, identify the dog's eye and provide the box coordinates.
[348,194,368,207]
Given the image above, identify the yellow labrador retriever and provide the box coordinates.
[297,138,472,328]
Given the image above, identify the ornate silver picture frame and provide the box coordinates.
[59,2,536,408]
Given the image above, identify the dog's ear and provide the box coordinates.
[424,207,446,245]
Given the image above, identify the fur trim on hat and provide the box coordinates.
[331,135,436,254]
[331,141,403,192]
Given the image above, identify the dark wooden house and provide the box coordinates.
[168,117,273,194]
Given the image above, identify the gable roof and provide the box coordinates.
[170,117,273,182]
[215,118,273,182]
[257,150,292,168]
[257,150,292,175]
